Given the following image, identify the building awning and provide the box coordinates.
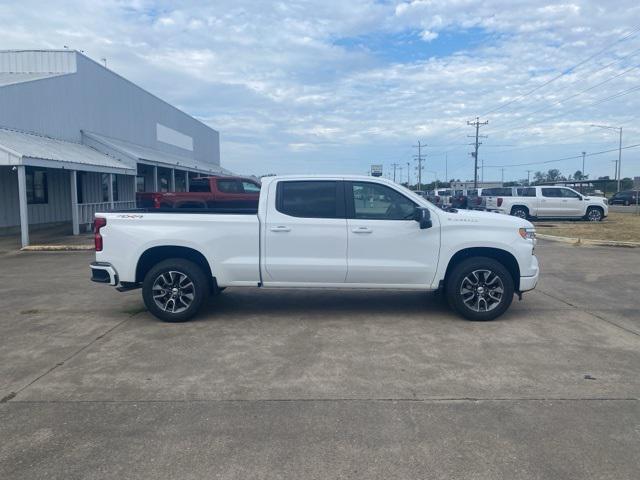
[82,131,232,175]
[0,128,136,175]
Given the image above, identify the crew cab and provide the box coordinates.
[136,175,261,210]
[487,186,608,221]
[91,176,539,322]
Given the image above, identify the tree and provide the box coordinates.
[547,169,562,182]
[533,171,546,183]
[573,170,588,181]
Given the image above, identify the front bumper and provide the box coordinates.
[90,262,118,286]
[519,255,539,292]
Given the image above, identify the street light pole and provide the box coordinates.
[617,127,623,192]
[591,124,623,191]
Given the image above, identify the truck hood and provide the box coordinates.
[436,207,533,229]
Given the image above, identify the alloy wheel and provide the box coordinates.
[460,269,505,312]
[152,270,195,313]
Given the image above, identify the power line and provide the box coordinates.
[487,84,640,135]
[486,62,640,134]
[483,142,640,168]
[481,25,640,117]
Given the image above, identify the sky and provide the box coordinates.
[1,0,640,183]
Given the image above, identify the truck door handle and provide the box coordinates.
[270,226,291,232]
[352,227,372,234]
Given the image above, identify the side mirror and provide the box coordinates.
[414,207,433,229]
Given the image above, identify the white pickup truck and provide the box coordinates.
[90,175,539,322]
[486,186,608,221]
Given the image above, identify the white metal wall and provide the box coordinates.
[0,167,135,229]
[0,166,72,228]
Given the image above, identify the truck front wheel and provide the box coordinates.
[142,258,209,322]
[445,257,514,321]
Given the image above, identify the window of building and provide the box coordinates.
[175,172,187,192]
[277,181,341,218]
[26,167,48,204]
[351,182,416,220]
[101,174,119,202]
[136,176,146,193]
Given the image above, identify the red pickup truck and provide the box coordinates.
[136,175,261,210]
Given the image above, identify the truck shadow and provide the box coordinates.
[201,288,453,318]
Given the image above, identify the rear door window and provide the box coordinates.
[217,179,243,193]
[517,187,536,197]
[277,181,343,218]
[189,178,211,192]
[541,188,562,198]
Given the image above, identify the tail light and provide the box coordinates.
[94,217,107,251]
[497,198,503,207]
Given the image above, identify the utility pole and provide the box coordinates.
[391,163,400,182]
[444,153,448,183]
[501,168,505,184]
[467,117,488,189]
[413,141,426,191]
[526,170,532,186]
[397,166,404,184]
[406,162,411,187]
[581,151,586,193]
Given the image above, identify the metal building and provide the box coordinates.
[0,49,229,247]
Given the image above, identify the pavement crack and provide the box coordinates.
[5,313,138,402]
[538,287,640,337]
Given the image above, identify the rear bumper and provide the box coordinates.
[90,262,118,286]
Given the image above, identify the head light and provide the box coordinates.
[519,227,536,241]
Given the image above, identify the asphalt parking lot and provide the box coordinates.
[1,241,639,479]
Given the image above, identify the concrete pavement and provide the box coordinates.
[0,242,639,479]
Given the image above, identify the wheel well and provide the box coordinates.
[511,205,529,214]
[136,246,215,291]
[444,247,521,291]
[586,205,604,212]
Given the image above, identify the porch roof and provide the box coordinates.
[0,128,136,175]
[82,131,232,175]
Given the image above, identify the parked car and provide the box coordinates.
[608,190,639,206]
[486,186,608,221]
[91,175,539,323]
[426,189,453,208]
[136,175,261,210]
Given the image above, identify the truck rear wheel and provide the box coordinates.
[445,257,514,321]
[510,206,528,219]
[142,258,209,322]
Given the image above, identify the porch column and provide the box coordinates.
[70,170,79,235]
[17,165,30,248]
[185,171,190,192]
[153,165,158,192]
[170,168,176,192]
[108,173,115,209]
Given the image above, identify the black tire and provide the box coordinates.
[445,257,515,321]
[584,206,604,222]
[142,258,209,322]
[624,200,630,206]
[510,206,529,219]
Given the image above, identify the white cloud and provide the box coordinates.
[0,0,639,180]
